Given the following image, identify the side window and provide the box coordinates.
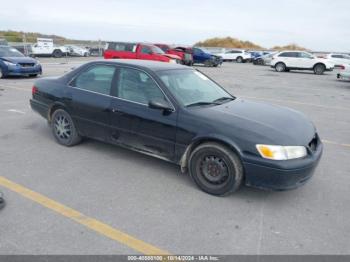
[141,46,152,54]
[299,52,313,58]
[72,65,116,95]
[117,68,166,105]
[332,55,343,58]
[279,52,297,58]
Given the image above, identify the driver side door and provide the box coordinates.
[109,67,178,161]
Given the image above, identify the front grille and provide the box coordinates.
[19,63,35,67]
[308,133,319,152]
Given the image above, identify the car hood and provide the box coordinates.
[1,56,38,64]
[194,98,316,146]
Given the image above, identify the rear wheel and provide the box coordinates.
[0,68,3,79]
[52,49,63,58]
[189,142,243,196]
[51,109,81,146]
[314,64,326,75]
[236,56,243,63]
[275,62,286,72]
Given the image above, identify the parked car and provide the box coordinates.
[30,38,69,58]
[88,47,102,57]
[193,47,222,67]
[337,64,350,81]
[271,51,334,75]
[216,50,251,63]
[0,45,42,78]
[30,60,322,196]
[0,39,8,46]
[253,52,277,66]
[326,53,350,68]
[104,42,180,63]
[154,44,193,66]
[65,45,89,57]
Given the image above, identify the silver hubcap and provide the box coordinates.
[54,115,71,140]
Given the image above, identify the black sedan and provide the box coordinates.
[30,60,322,196]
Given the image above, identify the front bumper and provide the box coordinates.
[4,65,42,76]
[243,142,323,190]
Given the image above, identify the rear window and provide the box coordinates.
[107,43,136,52]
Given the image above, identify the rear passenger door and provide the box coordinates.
[67,64,117,140]
[279,52,299,68]
[109,67,178,161]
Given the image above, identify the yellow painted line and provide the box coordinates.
[242,96,350,111]
[0,176,170,255]
[322,140,350,148]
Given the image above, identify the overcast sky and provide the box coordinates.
[1,0,349,51]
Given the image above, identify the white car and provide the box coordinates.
[337,64,350,81]
[271,51,334,75]
[216,50,251,63]
[326,53,350,67]
[65,45,89,57]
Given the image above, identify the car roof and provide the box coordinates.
[86,59,189,72]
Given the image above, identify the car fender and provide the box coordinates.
[179,133,243,172]
[48,101,70,121]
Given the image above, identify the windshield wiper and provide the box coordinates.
[212,96,235,104]
[186,101,221,107]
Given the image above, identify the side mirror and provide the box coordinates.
[148,100,173,112]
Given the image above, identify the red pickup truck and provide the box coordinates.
[104,42,180,63]
[154,44,193,66]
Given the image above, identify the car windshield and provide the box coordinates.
[0,47,24,57]
[158,69,234,107]
[151,46,165,54]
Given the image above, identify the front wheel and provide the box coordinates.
[204,60,213,67]
[236,56,243,63]
[51,109,82,146]
[189,142,243,196]
[314,64,326,75]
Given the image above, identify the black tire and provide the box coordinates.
[314,64,326,75]
[275,62,286,72]
[51,109,81,146]
[204,60,213,67]
[0,68,3,79]
[52,49,63,58]
[29,74,38,77]
[188,142,243,196]
[236,56,243,63]
[258,59,264,65]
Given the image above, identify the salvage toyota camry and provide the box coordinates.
[30,60,323,196]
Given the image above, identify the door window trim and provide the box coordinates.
[67,63,118,97]
[113,65,176,112]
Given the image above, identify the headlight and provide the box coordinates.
[3,61,17,66]
[256,144,307,160]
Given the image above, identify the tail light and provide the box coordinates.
[32,85,38,96]
[339,65,345,70]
